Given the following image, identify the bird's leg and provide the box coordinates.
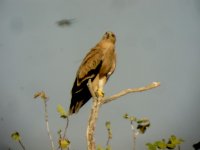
[96,77,106,97]
[97,88,104,97]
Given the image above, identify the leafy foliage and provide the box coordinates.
[57,104,68,118]
[57,129,70,149]
[146,135,184,150]
[123,113,150,134]
[11,131,26,150]
[12,89,184,150]
[11,132,21,141]
[146,143,157,150]
[155,140,167,149]
[137,118,150,134]
[58,138,70,149]
[123,113,150,150]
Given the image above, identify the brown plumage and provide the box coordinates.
[69,31,117,114]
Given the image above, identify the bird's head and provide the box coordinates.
[102,31,116,44]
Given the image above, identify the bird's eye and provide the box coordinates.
[111,34,115,38]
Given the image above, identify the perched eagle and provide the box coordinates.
[69,31,117,114]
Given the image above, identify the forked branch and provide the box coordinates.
[86,80,160,150]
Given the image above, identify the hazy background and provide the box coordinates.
[0,0,200,149]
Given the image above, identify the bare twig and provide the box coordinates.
[34,92,55,150]
[62,117,69,139]
[19,140,26,150]
[43,99,55,150]
[11,131,26,150]
[105,121,112,148]
[178,145,180,150]
[130,121,139,150]
[106,137,110,148]
[102,82,160,104]
[106,132,111,147]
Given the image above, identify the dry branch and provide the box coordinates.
[34,91,55,150]
[102,82,160,104]
[86,80,160,150]
[44,99,55,150]
[86,80,102,150]
[19,139,26,150]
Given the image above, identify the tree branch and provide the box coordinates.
[102,82,160,104]
[86,81,160,150]
[86,79,102,150]
[44,99,55,150]
[62,117,69,139]
[19,139,26,150]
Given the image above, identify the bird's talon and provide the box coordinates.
[97,89,104,97]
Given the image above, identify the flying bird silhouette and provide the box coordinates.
[69,31,117,114]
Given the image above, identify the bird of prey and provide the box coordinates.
[69,31,117,114]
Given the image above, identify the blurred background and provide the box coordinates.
[0,0,200,149]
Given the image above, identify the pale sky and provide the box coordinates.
[0,0,200,150]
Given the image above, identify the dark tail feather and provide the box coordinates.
[69,86,91,115]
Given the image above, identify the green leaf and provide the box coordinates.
[123,113,129,119]
[106,145,111,150]
[146,143,157,150]
[11,132,21,141]
[59,138,70,149]
[169,135,183,145]
[137,125,146,134]
[137,118,150,126]
[166,135,184,149]
[57,104,68,118]
[129,116,137,122]
[105,121,111,130]
[166,143,176,149]
[97,145,104,150]
[155,140,167,149]
[137,118,150,134]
